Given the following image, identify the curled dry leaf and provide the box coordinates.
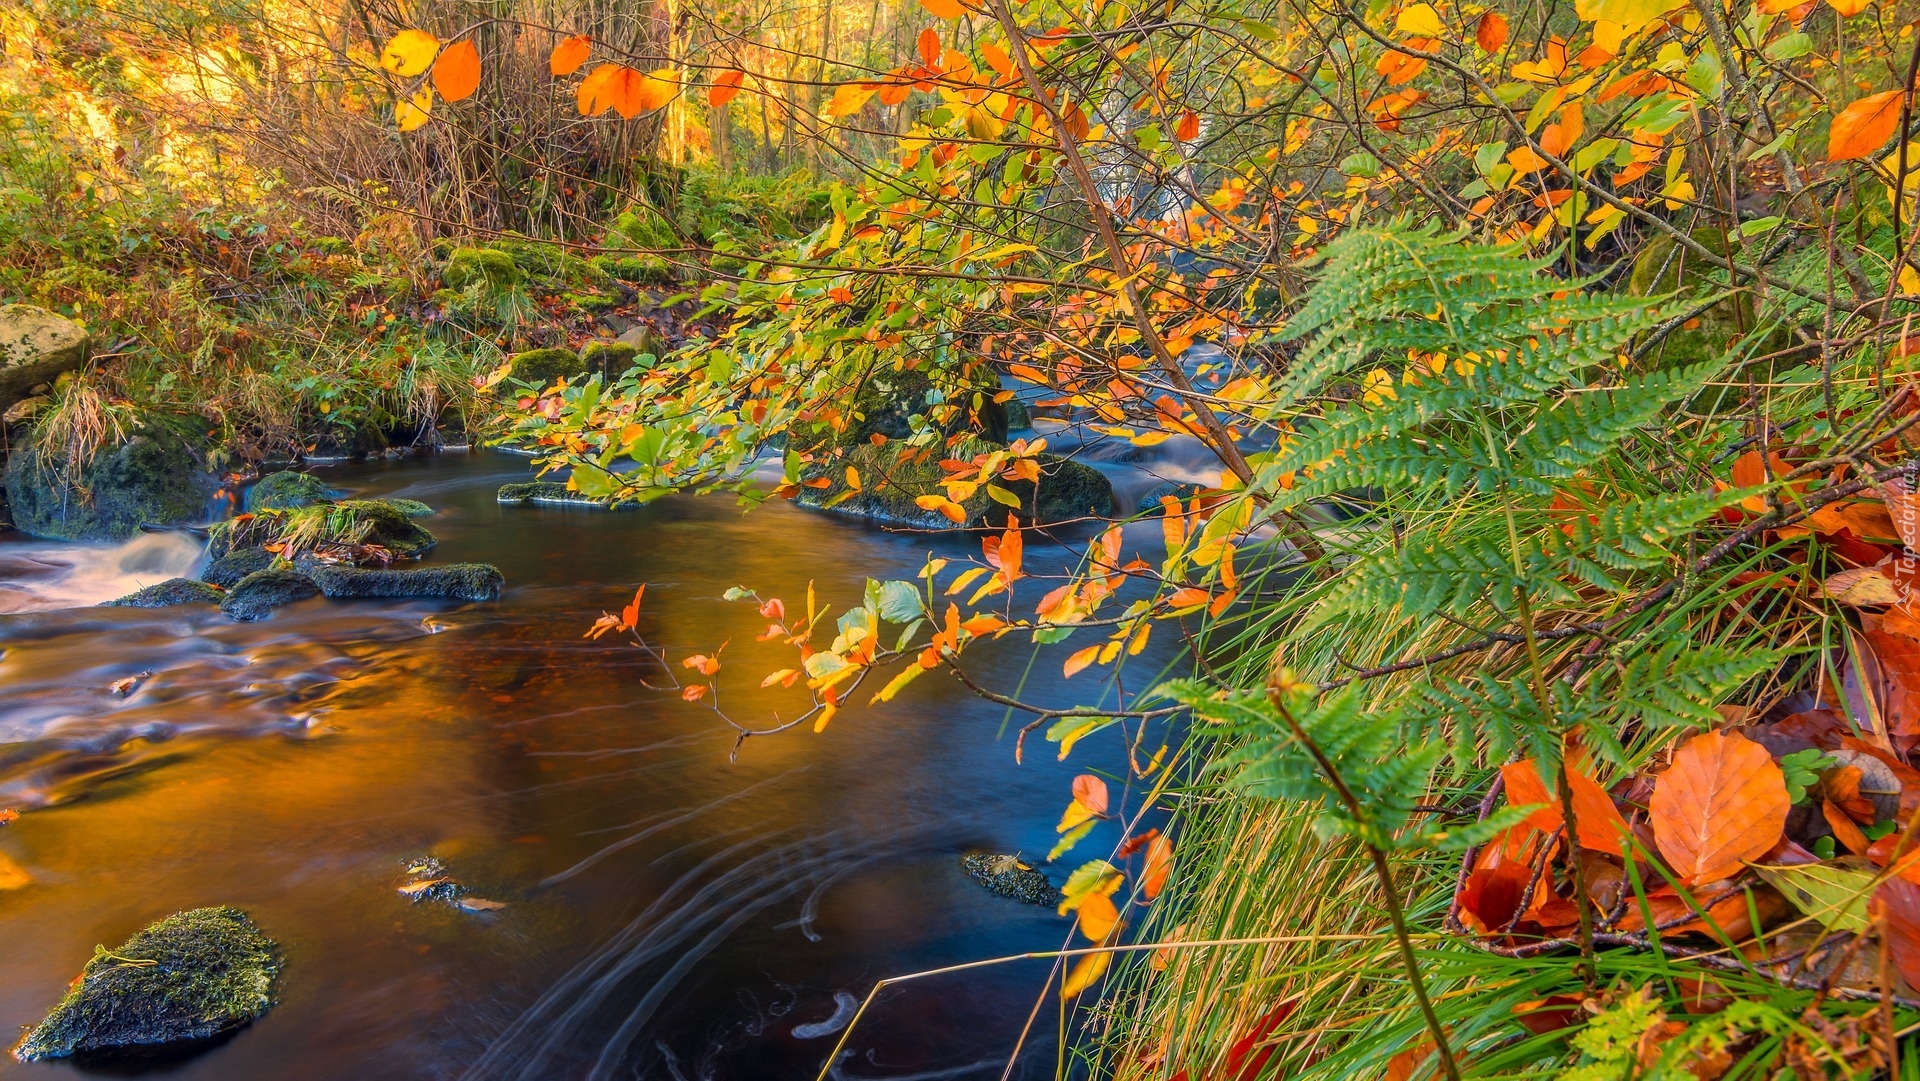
[1650,730,1789,884]
[1500,755,1630,854]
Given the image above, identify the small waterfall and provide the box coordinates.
[0,530,205,613]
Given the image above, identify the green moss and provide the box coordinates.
[564,292,620,312]
[506,347,585,387]
[305,563,503,601]
[1626,230,1758,369]
[383,497,434,517]
[216,498,437,562]
[440,247,521,292]
[581,341,640,379]
[589,255,673,284]
[221,569,321,621]
[245,470,331,511]
[13,907,279,1061]
[201,546,277,587]
[497,480,616,508]
[104,577,224,607]
[4,414,215,541]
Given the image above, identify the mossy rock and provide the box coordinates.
[0,304,89,414]
[383,498,434,518]
[12,907,279,1062]
[440,247,522,293]
[104,578,224,608]
[221,569,321,622]
[244,470,333,512]
[303,563,504,602]
[589,254,674,285]
[1005,398,1032,432]
[565,292,620,313]
[581,341,639,380]
[201,546,277,588]
[4,416,216,541]
[960,855,1059,907]
[497,481,615,508]
[1627,230,1761,369]
[506,348,585,388]
[796,439,1113,529]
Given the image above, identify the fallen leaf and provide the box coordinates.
[1880,475,1920,549]
[1752,861,1875,932]
[1501,756,1631,854]
[1823,566,1900,606]
[0,809,16,826]
[457,897,507,912]
[1650,730,1790,884]
[1877,877,1920,991]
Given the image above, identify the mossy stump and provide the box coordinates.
[505,348,585,388]
[13,907,280,1062]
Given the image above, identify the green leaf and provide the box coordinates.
[1340,151,1382,178]
[1049,819,1096,861]
[877,579,923,623]
[1751,862,1876,933]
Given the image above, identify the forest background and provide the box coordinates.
[4,0,1920,1073]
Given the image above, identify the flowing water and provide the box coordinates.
[0,452,1181,1081]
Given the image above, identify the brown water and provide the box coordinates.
[0,452,1170,1081]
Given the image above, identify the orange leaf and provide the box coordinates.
[981,41,1014,78]
[431,40,482,103]
[1475,11,1508,52]
[709,69,745,106]
[1063,644,1100,678]
[913,494,967,524]
[920,0,970,17]
[620,583,646,628]
[1078,891,1119,940]
[682,653,722,676]
[1538,102,1583,158]
[1828,90,1906,162]
[1142,834,1173,898]
[1073,774,1109,815]
[1060,950,1109,998]
[1650,730,1790,884]
[1174,110,1200,141]
[578,64,677,118]
[1500,756,1631,855]
[550,35,592,77]
[1166,586,1211,610]
[681,684,708,701]
[1877,878,1920,990]
[917,28,942,66]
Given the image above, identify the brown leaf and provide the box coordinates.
[1881,475,1920,550]
[1862,616,1920,751]
[1650,730,1790,884]
[1876,876,1920,991]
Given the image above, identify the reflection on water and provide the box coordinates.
[0,452,1175,1080]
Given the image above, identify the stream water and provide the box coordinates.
[0,450,1183,1081]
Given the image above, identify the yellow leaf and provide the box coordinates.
[1395,3,1445,36]
[1827,0,1872,14]
[1902,264,1920,296]
[395,86,434,132]
[380,29,440,77]
[825,82,878,118]
[760,668,798,688]
[871,662,927,703]
[1064,644,1100,678]
[1572,0,1676,29]
[1058,798,1098,832]
[1061,951,1111,998]
[813,700,839,732]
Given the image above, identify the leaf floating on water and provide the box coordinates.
[0,808,17,827]
[456,897,507,912]
[399,878,454,897]
[109,670,154,697]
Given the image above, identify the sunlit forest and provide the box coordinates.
[2,0,1920,1074]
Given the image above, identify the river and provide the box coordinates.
[0,450,1180,1080]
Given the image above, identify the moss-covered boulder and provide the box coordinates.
[797,439,1113,529]
[960,855,1059,906]
[303,563,504,602]
[244,470,333,512]
[581,341,640,380]
[1627,230,1760,368]
[211,499,435,563]
[0,305,89,415]
[440,247,522,293]
[12,907,279,1062]
[221,569,321,622]
[4,417,215,541]
[496,481,614,508]
[201,546,276,588]
[505,347,585,388]
[104,578,224,608]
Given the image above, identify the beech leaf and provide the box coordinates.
[1650,730,1790,884]
[1828,90,1905,162]
[380,29,440,77]
[550,35,592,77]
[431,40,481,103]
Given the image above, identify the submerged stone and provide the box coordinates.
[12,907,279,1062]
[496,481,615,508]
[961,854,1060,907]
[243,471,333,512]
[105,578,223,608]
[304,563,504,602]
[221,569,320,621]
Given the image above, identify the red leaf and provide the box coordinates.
[620,584,646,628]
[1876,877,1920,990]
